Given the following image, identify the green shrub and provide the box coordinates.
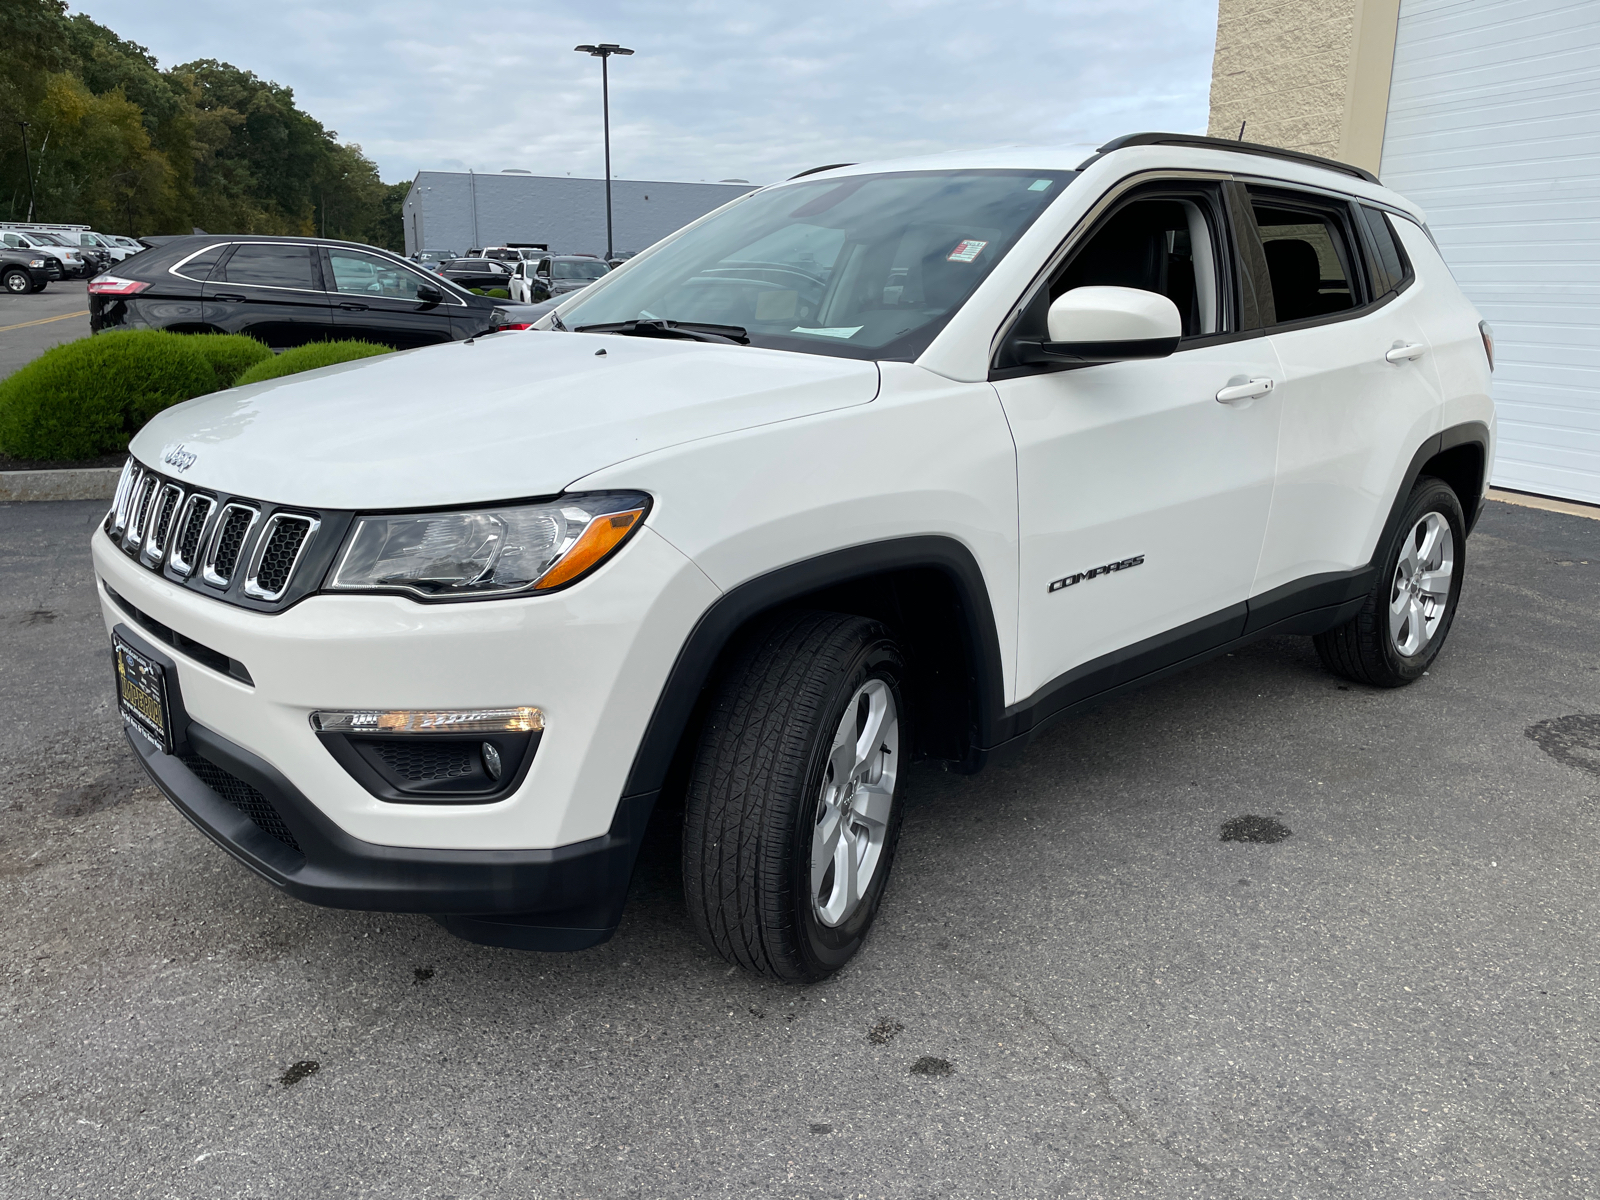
[468,288,486,295]
[485,288,510,299]
[189,333,272,389]
[0,330,216,461]
[233,340,394,387]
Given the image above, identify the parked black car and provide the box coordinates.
[0,249,55,294]
[88,235,543,350]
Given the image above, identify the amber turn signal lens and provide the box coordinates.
[533,507,645,590]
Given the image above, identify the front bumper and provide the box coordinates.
[120,645,652,950]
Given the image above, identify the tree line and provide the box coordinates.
[0,1,405,249]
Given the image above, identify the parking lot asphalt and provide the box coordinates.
[0,281,91,382]
[1,498,1597,1199]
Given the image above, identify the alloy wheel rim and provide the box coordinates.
[811,678,898,928]
[6,274,26,292]
[1389,511,1454,657]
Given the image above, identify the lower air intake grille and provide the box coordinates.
[372,742,476,781]
[253,516,312,597]
[179,753,301,852]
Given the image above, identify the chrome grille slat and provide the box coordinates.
[124,472,158,548]
[106,460,139,535]
[168,493,215,579]
[144,483,184,562]
[242,513,320,601]
[201,503,259,588]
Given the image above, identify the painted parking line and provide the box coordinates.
[0,310,89,333]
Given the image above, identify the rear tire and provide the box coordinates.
[1314,476,1466,687]
[3,268,31,294]
[29,279,47,293]
[682,611,907,983]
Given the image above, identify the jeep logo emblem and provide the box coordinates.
[162,444,197,473]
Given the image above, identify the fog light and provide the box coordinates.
[310,707,544,734]
[482,742,503,780]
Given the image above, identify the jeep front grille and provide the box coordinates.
[243,513,319,601]
[202,504,259,587]
[105,461,340,611]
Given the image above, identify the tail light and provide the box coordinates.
[1479,320,1494,371]
[88,275,150,296]
[497,322,535,331]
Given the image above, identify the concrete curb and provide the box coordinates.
[1487,488,1600,522]
[0,467,121,502]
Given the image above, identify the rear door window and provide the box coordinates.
[218,244,318,290]
[1248,194,1361,325]
[326,247,429,300]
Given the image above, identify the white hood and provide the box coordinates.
[130,332,880,509]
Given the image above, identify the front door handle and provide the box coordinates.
[208,293,246,303]
[1385,341,1427,363]
[339,302,369,311]
[1216,376,1275,404]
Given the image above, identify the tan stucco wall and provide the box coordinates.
[1207,0,1400,173]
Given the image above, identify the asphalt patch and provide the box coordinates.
[909,1056,954,1077]
[809,1123,832,1135]
[1221,815,1292,844]
[869,1020,904,1044]
[279,1061,319,1087]
[1525,714,1600,778]
[413,967,434,985]
[51,769,148,818]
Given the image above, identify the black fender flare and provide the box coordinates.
[619,536,1007,801]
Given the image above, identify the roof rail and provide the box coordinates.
[1078,133,1379,185]
[786,162,856,181]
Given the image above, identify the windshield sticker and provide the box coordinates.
[1028,179,1053,191]
[791,326,863,339]
[946,239,988,263]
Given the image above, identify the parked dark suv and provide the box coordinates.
[88,235,536,350]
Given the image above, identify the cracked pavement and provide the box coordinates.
[1,497,1598,1198]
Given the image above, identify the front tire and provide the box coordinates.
[682,611,907,982]
[1314,476,1466,687]
[3,268,31,294]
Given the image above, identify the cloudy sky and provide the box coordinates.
[79,1,1219,186]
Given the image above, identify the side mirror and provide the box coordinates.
[416,283,443,306]
[1016,286,1181,364]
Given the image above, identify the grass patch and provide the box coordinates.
[233,339,394,387]
[0,330,215,460]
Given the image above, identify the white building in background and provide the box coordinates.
[401,171,757,260]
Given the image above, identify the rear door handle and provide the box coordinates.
[1216,376,1275,404]
[1385,341,1427,363]
[339,302,369,311]
[208,293,246,303]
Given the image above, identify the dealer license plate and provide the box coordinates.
[114,636,171,752]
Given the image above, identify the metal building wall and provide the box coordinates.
[402,173,756,259]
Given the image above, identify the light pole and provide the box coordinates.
[573,43,633,261]
[18,121,37,221]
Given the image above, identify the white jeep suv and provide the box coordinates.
[97,134,1494,982]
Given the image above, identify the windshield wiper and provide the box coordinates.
[572,319,749,345]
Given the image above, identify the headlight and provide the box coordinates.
[28,259,44,268]
[327,491,650,599]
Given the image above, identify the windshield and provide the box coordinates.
[558,169,1071,359]
[552,259,610,281]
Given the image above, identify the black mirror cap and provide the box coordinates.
[1013,336,1180,365]
[416,283,443,305]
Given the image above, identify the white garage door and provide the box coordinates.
[1379,0,1600,505]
